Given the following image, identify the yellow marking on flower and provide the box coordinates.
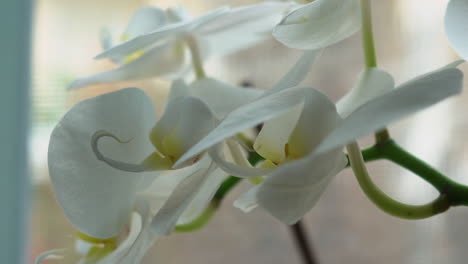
[77,231,117,245]
[160,132,184,163]
[253,141,284,165]
[120,33,144,63]
[77,231,118,262]
[142,151,174,170]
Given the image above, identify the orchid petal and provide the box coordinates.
[98,200,157,264]
[125,7,167,37]
[197,2,290,35]
[445,0,468,60]
[174,86,308,168]
[336,68,395,117]
[95,7,229,60]
[238,149,346,224]
[318,67,464,154]
[196,2,292,56]
[178,168,226,224]
[209,144,273,178]
[48,88,155,238]
[253,104,302,164]
[135,155,224,225]
[97,213,143,264]
[287,88,342,158]
[151,160,217,235]
[271,50,321,92]
[189,77,263,118]
[99,28,124,64]
[167,79,192,102]
[150,96,216,162]
[273,0,361,50]
[69,42,187,89]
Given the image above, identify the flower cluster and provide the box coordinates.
[39,0,467,263]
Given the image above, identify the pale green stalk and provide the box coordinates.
[185,35,206,79]
[346,142,449,219]
[360,0,390,143]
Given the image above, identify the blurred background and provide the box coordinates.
[30,0,468,263]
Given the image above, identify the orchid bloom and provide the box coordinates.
[46,69,266,262]
[46,88,217,263]
[445,0,468,60]
[174,52,463,224]
[273,0,361,50]
[70,2,292,89]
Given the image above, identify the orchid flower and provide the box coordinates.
[45,66,268,262]
[273,0,361,50]
[70,2,292,89]
[445,0,468,60]
[174,52,463,224]
[45,86,228,263]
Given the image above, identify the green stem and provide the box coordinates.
[360,0,377,68]
[380,140,468,206]
[185,35,206,79]
[346,142,449,219]
[360,0,392,144]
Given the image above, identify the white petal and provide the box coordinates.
[138,157,213,213]
[209,144,273,178]
[48,88,156,238]
[178,168,227,224]
[151,160,217,235]
[189,77,263,119]
[99,28,124,64]
[99,200,157,264]
[174,86,308,168]
[253,104,303,163]
[196,2,292,56]
[95,7,229,60]
[337,68,395,117]
[273,0,361,50]
[270,50,321,92]
[287,88,342,158]
[197,2,290,35]
[69,42,188,89]
[233,188,259,213]
[252,149,347,224]
[151,96,216,161]
[445,0,468,60]
[318,67,464,154]
[125,7,168,37]
[167,79,192,103]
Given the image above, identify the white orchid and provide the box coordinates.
[70,2,292,89]
[45,68,267,262]
[174,53,463,224]
[273,0,361,50]
[445,0,468,60]
[46,88,217,263]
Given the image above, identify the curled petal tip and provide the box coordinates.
[91,130,149,172]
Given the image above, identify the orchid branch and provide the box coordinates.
[347,142,450,219]
[360,0,391,144]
